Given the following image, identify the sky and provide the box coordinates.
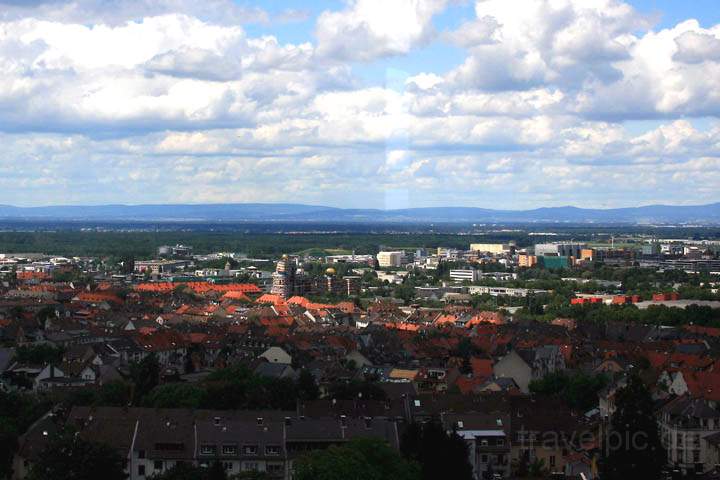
[1,0,720,210]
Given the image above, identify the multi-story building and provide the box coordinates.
[376,251,404,268]
[469,244,513,255]
[517,254,537,268]
[443,413,512,479]
[659,396,720,475]
[449,269,480,283]
[534,243,585,258]
[343,276,361,296]
[134,260,188,275]
[270,255,314,298]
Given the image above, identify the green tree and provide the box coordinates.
[0,392,53,478]
[28,427,127,480]
[143,383,206,409]
[400,421,472,480]
[529,372,608,411]
[297,369,320,401]
[130,354,160,405]
[208,461,227,480]
[600,375,664,480]
[15,344,64,364]
[294,438,419,480]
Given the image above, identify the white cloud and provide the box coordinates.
[0,0,719,208]
[315,0,448,61]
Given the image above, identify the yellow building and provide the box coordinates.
[470,243,510,254]
[518,254,537,268]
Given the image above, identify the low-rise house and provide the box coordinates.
[493,347,566,394]
[259,346,292,365]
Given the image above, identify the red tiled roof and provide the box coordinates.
[255,294,286,306]
[683,371,720,401]
[465,311,505,328]
[135,282,261,295]
[684,325,720,337]
[470,357,493,379]
[221,291,252,302]
[74,292,123,304]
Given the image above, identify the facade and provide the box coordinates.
[494,351,533,394]
[469,244,511,255]
[517,254,537,268]
[450,269,480,283]
[270,256,313,299]
[468,286,549,298]
[376,251,404,268]
[534,243,585,258]
[134,260,188,275]
[444,413,512,479]
[659,396,720,475]
[539,256,570,269]
[343,276,361,296]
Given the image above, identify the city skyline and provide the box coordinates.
[1,0,720,209]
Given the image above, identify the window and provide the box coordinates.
[496,439,504,446]
[243,462,258,471]
[550,456,556,467]
[223,462,234,472]
[481,455,488,463]
[266,445,281,456]
[138,465,145,477]
[138,450,146,459]
[200,445,217,455]
[267,464,283,474]
[222,445,238,456]
[243,445,258,455]
[154,460,163,471]
[480,439,489,446]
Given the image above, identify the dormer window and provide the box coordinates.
[200,445,216,455]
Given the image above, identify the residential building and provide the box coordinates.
[659,396,720,475]
[517,255,537,268]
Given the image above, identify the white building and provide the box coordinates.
[534,243,585,258]
[449,269,480,283]
[376,251,404,268]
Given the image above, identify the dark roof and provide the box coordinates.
[661,396,720,419]
[196,418,284,458]
[254,362,294,379]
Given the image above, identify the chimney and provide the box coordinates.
[257,417,264,426]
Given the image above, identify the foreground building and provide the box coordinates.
[13,407,402,480]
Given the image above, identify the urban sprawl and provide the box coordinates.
[2,236,720,480]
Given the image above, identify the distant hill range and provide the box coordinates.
[1,202,720,224]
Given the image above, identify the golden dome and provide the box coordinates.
[325,267,336,275]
